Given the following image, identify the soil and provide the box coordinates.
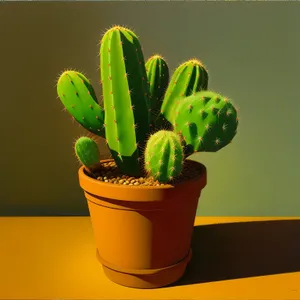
[86,159,203,187]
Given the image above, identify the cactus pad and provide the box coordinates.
[174,91,238,155]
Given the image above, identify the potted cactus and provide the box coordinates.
[56,26,238,289]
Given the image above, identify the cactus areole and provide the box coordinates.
[56,25,239,289]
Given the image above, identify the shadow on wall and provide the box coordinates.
[169,219,300,286]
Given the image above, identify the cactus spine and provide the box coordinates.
[173,91,238,155]
[144,130,184,183]
[160,59,208,125]
[145,55,169,130]
[100,26,151,177]
[57,71,105,137]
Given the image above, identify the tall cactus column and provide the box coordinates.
[100,26,151,176]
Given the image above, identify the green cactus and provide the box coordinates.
[144,130,184,183]
[160,59,208,126]
[57,25,240,184]
[145,55,169,130]
[100,26,151,177]
[173,91,238,156]
[57,71,105,137]
[75,136,100,170]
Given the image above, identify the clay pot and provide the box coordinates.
[78,159,207,289]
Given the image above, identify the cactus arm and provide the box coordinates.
[145,55,169,128]
[57,70,105,137]
[100,26,150,176]
[160,59,208,125]
[174,91,238,155]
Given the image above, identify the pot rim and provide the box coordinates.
[78,158,207,191]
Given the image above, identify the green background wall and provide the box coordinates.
[0,2,299,216]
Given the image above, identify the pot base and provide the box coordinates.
[96,248,192,289]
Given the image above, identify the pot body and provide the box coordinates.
[78,159,207,288]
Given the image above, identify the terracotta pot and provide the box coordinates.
[78,159,207,289]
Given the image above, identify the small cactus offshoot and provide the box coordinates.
[57,25,239,184]
[144,130,184,183]
[75,137,100,172]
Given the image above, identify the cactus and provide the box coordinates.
[145,55,169,130]
[57,25,240,184]
[160,59,208,126]
[57,71,105,137]
[100,26,151,177]
[173,91,238,156]
[144,130,184,183]
[75,136,100,172]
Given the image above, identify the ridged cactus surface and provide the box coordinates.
[100,26,151,176]
[145,55,169,129]
[144,130,184,182]
[160,59,208,125]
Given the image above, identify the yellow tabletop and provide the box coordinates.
[0,216,299,300]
